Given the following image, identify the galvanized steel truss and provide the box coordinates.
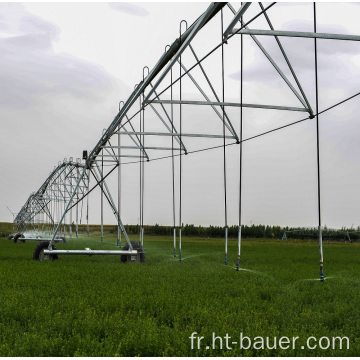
[14,2,360,274]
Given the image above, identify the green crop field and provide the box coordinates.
[0,234,359,356]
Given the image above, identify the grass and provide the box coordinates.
[0,234,359,356]
[0,222,13,237]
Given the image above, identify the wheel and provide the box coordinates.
[8,235,14,240]
[121,241,146,263]
[14,233,25,243]
[33,241,58,261]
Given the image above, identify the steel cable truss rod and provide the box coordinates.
[15,161,86,229]
[67,164,118,213]
[145,99,307,112]
[235,25,311,112]
[143,2,226,104]
[90,131,149,161]
[257,2,313,115]
[188,43,223,112]
[243,90,360,144]
[33,199,53,225]
[226,2,313,115]
[16,198,53,227]
[142,3,276,112]
[116,131,236,140]
[47,165,87,200]
[147,83,187,153]
[88,3,225,166]
[248,27,310,111]
[176,59,240,142]
[124,122,149,160]
[50,166,87,246]
[47,173,72,199]
[92,162,132,248]
[105,138,118,160]
[223,2,252,40]
[60,175,78,200]
[318,91,360,116]
[225,2,310,112]
[123,114,149,160]
[63,164,77,180]
[110,91,360,167]
[147,103,187,153]
[101,141,118,163]
[230,29,360,41]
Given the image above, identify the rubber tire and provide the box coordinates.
[8,235,14,240]
[121,241,146,263]
[33,241,58,261]
[14,233,25,243]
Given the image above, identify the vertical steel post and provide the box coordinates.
[141,67,148,247]
[69,170,73,238]
[76,166,79,238]
[86,169,90,237]
[63,171,66,237]
[101,135,104,243]
[76,196,79,238]
[221,9,228,265]
[173,228,176,257]
[118,101,123,247]
[178,20,187,262]
[166,44,177,258]
[135,84,143,244]
[314,3,324,282]
[76,201,78,238]
[236,6,244,272]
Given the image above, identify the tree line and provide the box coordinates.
[2,221,358,241]
[122,223,360,241]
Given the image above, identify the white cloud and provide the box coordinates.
[108,2,149,17]
[1,2,359,230]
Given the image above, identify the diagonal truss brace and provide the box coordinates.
[92,163,132,248]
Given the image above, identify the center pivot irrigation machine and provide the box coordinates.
[12,3,360,280]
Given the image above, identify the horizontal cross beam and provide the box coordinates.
[101,146,182,151]
[116,131,236,139]
[145,99,307,112]
[231,29,360,41]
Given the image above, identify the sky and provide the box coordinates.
[0,1,359,230]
